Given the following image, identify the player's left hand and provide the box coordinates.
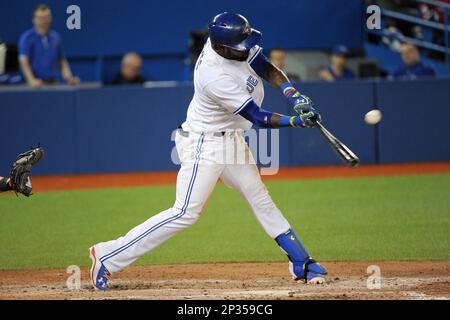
[287,91,315,113]
[287,91,321,127]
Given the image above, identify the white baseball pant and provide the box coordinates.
[94,130,291,273]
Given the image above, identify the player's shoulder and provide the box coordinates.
[247,45,263,64]
[196,43,230,86]
[196,59,227,88]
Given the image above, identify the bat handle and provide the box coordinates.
[314,120,325,130]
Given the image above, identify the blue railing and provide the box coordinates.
[367,0,450,64]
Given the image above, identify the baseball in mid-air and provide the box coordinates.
[364,109,382,125]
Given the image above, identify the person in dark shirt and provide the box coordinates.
[18,4,79,87]
[0,42,23,85]
[389,43,436,80]
[112,52,145,85]
[318,45,355,82]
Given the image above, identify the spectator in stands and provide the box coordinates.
[112,52,145,85]
[18,4,80,87]
[390,43,436,80]
[318,45,355,82]
[269,48,300,82]
[419,0,450,61]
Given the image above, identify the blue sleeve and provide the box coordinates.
[249,48,271,78]
[18,32,31,57]
[237,99,295,128]
[346,68,356,79]
[55,33,65,60]
[424,65,436,77]
[390,67,403,79]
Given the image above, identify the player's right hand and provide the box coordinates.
[298,107,321,128]
[290,110,321,128]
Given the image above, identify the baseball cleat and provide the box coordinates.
[303,259,327,285]
[306,275,326,285]
[289,258,328,285]
[89,246,111,291]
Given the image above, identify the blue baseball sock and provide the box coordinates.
[275,229,311,263]
[275,229,327,280]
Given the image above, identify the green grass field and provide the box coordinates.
[0,174,449,270]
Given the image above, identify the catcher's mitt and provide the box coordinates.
[9,147,44,196]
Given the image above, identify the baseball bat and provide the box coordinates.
[316,121,360,168]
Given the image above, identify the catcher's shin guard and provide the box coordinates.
[275,229,327,283]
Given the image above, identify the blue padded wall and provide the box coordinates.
[1,79,449,175]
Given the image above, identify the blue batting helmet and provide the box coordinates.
[208,12,262,51]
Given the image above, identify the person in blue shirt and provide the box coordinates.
[18,4,79,87]
[318,45,356,82]
[389,43,436,80]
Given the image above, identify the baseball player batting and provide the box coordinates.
[89,12,327,290]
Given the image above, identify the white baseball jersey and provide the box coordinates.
[181,38,265,133]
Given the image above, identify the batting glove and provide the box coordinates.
[298,107,321,128]
[289,112,321,128]
[286,91,321,127]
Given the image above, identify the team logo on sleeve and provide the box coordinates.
[246,75,258,93]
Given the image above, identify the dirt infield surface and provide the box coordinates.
[0,261,449,300]
[30,162,450,191]
[1,163,448,300]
